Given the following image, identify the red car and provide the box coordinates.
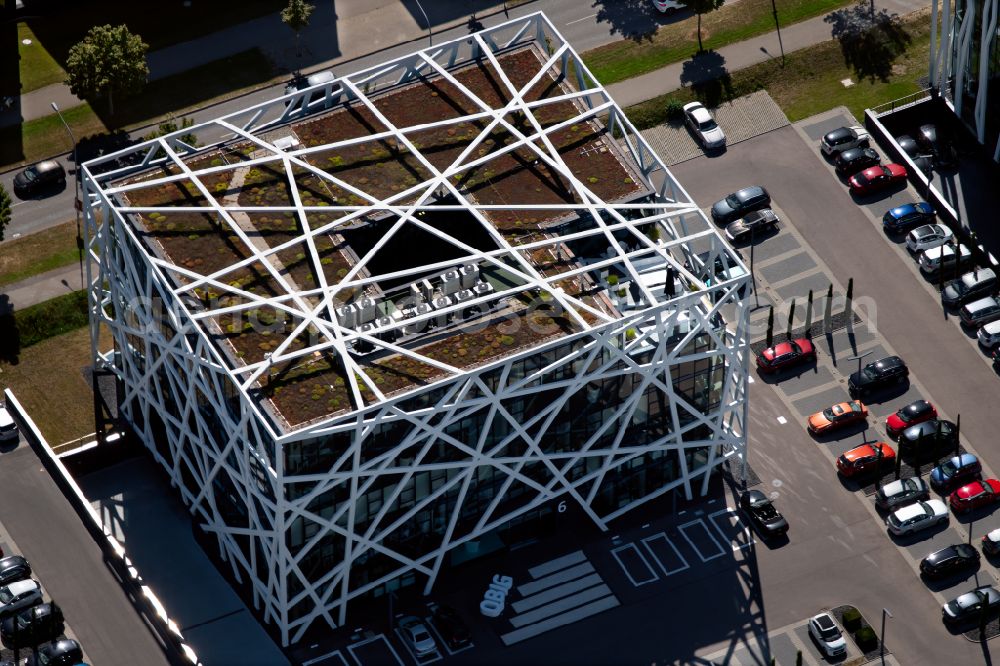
[886,399,937,438]
[837,442,895,478]
[848,163,907,195]
[950,479,1000,513]
[756,338,816,373]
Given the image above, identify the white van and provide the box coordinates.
[0,405,18,443]
[961,296,1000,328]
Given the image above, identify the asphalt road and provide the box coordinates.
[0,446,170,666]
[0,0,684,240]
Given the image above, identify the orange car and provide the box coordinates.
[837,442,895,477]
[807,400,868,435]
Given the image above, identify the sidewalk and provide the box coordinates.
[5,0,507,128]
[606,0,928,108]
[0,263,84,310]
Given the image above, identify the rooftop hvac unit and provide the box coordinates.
[355,322,376,354]
[401,303,433,336]
[432,295,454,310]
[375,316,396,343]
[441,270,460,296]
[473,281,494,297]
[409,283,423,304]
[357,297,377,324]
[454,288,474,303]
[420,278,434,301]
[335,304,358,328]
[459,263,479,289]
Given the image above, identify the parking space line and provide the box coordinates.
[708,508,755,551]
[640,533,690,576]
[302,650,349,666]
[393,627,442,664]
[347,634,405,666]
[678,519,727,562]
[777,416,787,424]
[610,543,660,586]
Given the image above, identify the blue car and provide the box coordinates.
[930,453,981,491]
[882,202,935,233]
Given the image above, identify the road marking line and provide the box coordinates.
[347,634,405,666]
[609,543,659,586]
[678,519,727,562]
[301,649,348,666]
[528,550,586,579]
[708,508,755,551]
[748,375,755,383]
[641,533,690,576]
[777,416,787,424]
[566,13,597,25]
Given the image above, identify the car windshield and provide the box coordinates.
[941,460,959,474]
[699,118,718,131]
[863,366,878,379]
[818,624,841,639]
[823,407,837,419]
[22,167,38,182]
[725,194,740,207]
[0,588,12,603]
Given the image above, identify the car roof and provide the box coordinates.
[34,160,63,173]
[4,579,36,595]
[813,613,836,629]
[962,268,996,285]
[736,186,765,200]
[306,70,335,85]
[982,320,1000,334]
[826,127,854,140]
[0,408,13,429]
[893,503,926,520]
[967,296,1000,310]
[0,555,27,568]
[689,106,712,123]
[873,356,903,369]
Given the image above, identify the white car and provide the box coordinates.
[0,405,18,443]
[0,580,42,617]
[979,321,1000,348]
[821,125,870,156]
[808,612,847,658]
[918,243,972,274]
[906,224,953,253]
[875,477,930,510]
[398,616,437,657]
[683,101,726,150]
[886,499,948,536]
[651,0,684,13]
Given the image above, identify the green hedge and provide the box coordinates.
[15,290,89,348]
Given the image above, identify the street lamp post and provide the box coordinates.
[881,607,892,660]
[769,0,785,64]
[51,102,83,282]
[847,350,874,383]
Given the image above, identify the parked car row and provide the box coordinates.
[0,555,84,665]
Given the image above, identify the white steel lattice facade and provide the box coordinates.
[81,12,751,645]
[931,0,1000,161]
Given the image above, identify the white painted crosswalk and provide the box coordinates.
[499,550,619,646]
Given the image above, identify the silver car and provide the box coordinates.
[876,477,929,510]
[683,102,726,150]
[398,615,436,657]
[886,499,948,536]
[906,224,953,253]
[0,579,42,617]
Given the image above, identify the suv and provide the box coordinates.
[808,613,847,658]
[942,268,998,308]
[848,356,908,397]
[821,125,870,156]
[898,420,958,457]
[960,296,1000,328]
[710,186,771,224]
[919,244,973,276]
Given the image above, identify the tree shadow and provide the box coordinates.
[824,1,911,83]
[0,295,20,366]
[592,0,675,42]
[679,49,732,107]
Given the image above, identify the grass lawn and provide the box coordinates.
[0,325,111,446]
[584,0,854,85]
[18,23,65,93]
[625,10,932,128]
[3,48,278,169]
[0,220,80,287]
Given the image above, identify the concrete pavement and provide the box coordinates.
[606,0,930,108]
[0,263,84,311]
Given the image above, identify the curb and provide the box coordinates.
[0,0,536,178]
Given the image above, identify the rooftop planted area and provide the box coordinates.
[103,45,678,431]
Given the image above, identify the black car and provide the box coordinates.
[710,186,771,225]
[432,604,472,650]
[835,147,880,175]
[918,123,958,169]
[23,639,82,666]
[921,544,981,578]
[943,585,1000,625]
[11,160,66,197]
[898,419,958,457]
[0,557,31,588]
[896,134,920,157]
[739,490,788,537]
[848,356,908,398]
[0,602,64,649]
[942,268,999,308]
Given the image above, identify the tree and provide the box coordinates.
[282,0,315,60]
[679,0,726,52]
[0,183,10,242]
[65,24,149,117]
